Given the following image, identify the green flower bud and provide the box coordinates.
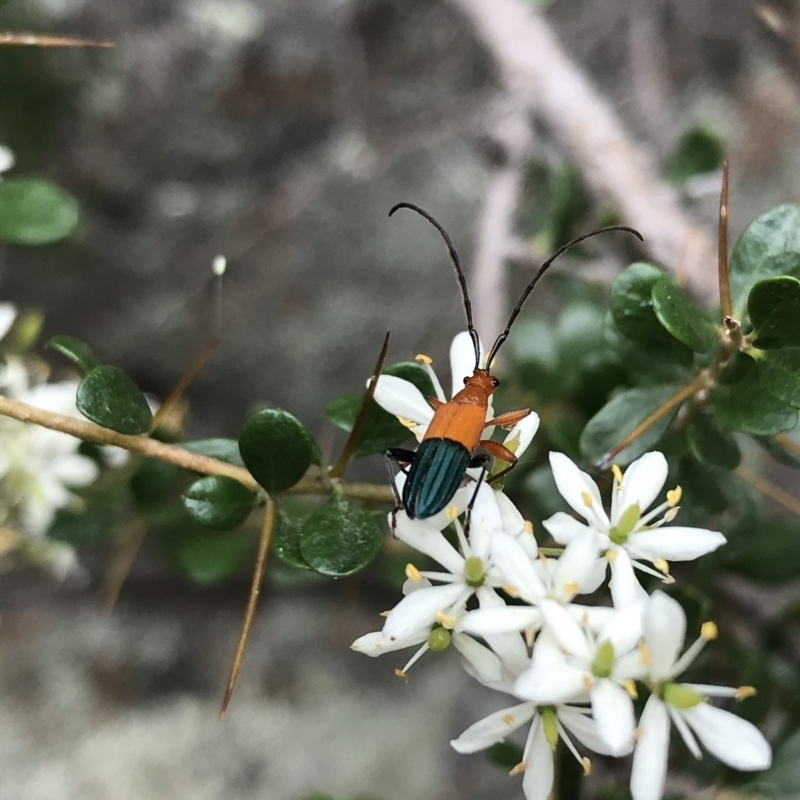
[428,627,452,652]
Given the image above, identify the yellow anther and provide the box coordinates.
[665,507,679,522]
[379,610,391,618]
[581,675,592,691]
[405,563,422,582]
[611,464,624,485]
[580,611,590,626]
[394,669,408,682]
[701,621,718,641]
[639,641,651,667]
[581,490,594,508]
[563,581,579,596]
[523,520,534,535]
[654,558,670,576]
[435,610,456,628]
[632,727,643,741]
[397,416,417,429]
[446,505,459,521]
[525,627,536,649]
[501,714,515,725]
[662,574,676,585]
[606,548,618,563]
[667,486,683,507]
[415,353,433,365]
[623,679,639,699]
[509,761,528,776]
[501,583,520,598]
[736,686,757,701]
[582,757,592,776]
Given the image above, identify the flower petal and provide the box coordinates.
[609,548,648,608]
[642,590,685,681]
[630,696,670,800]
[393,512,464,574]
[514,655,587,704]
[549,452,609,529]
[551,530,601,602]
[682,703,772,770]
[468,482,505,561]
[491,532,546,604]
[382,583,468,640]
[475,586,532,678]
[628,527,727,562]
[450,331,483,398]
[591,679,635,755]
[452,632,506,687]
[458,606,542,636]
[503,412,540,460]
[350,629,428,656]
[558,706,627,756]
[598,599,644,657]
[618,452,668,519]
[542,599,593,663]
[451,702,537,754]
[495,489,527,536]
[372,374,434,425]
[541,512,595,545]
[522,716,555,800]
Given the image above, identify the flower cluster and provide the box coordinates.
[352,333,771,800]
[0,304,123,579]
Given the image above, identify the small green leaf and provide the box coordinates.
[272,508,311,570]
[665,126,725,184]
[686,413,741,471]
[747,276,800,348]
[652,275,717,353]
[238,408,315,493]
[180,438,246,467]
[299,491,383,577]
[76,365,153,434]
[728,515,800,583]
[580,384,685,466]
[710,355,798,435]
[729,204,800,314]
[0,178,79,244]
[158,522,256,586]
[182,475,256,531]
[609,263,693,365]
[744,727,800,796]
[46,334,101,373]
[326,362,435,458]
[757,349,800,408]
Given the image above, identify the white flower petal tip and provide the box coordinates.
[618,452,668,513]
[631,696,670,800]
[592,680,635,756]
[0,303,17,341]
[0,144,14,174]
[372,374,434,425]
[502,412,540,459]
[450,331,483,396]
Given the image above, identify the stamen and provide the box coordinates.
[701,621,718,640]
[435,610,456,628]
[611,464,624,486]
[580,491,594,508]
[581,675,592,691]
[525,627,536,649]
[654,558,670,575]
[582,757,591,776]
[397,416,418,429]
[394,669,408,682]
[501,713,515,725]
[665,507,679,522]
[509,761,527,776]
[555,718,585,768]
[632,727,643,741]
[667,486,683,507]
[405,563,422,581]
[639,641,651,667]
[379,610,391,618]
[736,686,757,700]
[446,505,459,521]
[623,679,638,699]
[524,520,534,535]
[502,583,520,598]
[606,548,618,562]
[415,353,432,365]
[563,581,579,596]
[401,643,430,673]
[212,254,227,276]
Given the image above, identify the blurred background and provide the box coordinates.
[2,0,800,798]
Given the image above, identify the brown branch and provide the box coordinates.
[736,466,800,518]
[449,0,718,304]
[0,32,114,47]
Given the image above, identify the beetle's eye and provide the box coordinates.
[491,376,500,388]
[463,376,469,385]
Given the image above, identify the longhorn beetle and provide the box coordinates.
[385,202,642,520]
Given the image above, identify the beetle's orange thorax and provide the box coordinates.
[423,369,497,451]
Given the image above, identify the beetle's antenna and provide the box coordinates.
[389,202,481,370]
[486,225,644,366]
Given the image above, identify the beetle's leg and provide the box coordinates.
[480,439,518,484]
[485,408,531,429]
[463,457,490,538]
[384,448,416,532]
[428,396,445,410]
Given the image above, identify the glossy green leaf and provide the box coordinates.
[299,491,383,577]
[182,475,256,531]
[180,438,245,467]
[325,362,435,458]
[609,263,693,365]
[757,349,800,408]
[130,458,181,512]
[46,334,101,374]
[580,384,685,466]
[0,178,79,244]
[158,522,256,586]
[652,275,717,353]
[744,727,800,797]
[686,413,740,471]
[729,204,800,314]
[665,126,725,184]
[272,508,311,570]
[728,516,800,584]
[238,408,315,494]
[748,276,800,348]
[710,355,798,435]
[76,365,153,434]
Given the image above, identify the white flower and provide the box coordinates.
[543,451,726,605]
[452,628,622,800]
[631,591,772,800]
[514,600,645,755]
[0,144,14,176]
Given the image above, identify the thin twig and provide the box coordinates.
[773,432,800,458]
[736,466,800,518]
[329,332,390,479]
[718,158,733,320]
[0,32,114,47]
[98,523,148,612]
[220,498,276,718]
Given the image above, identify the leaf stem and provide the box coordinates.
[773,432,800,458]
[220,498,275,719]
[718,157,733,321]
[736,465,800,518]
